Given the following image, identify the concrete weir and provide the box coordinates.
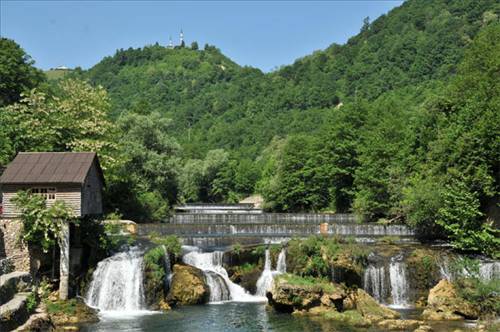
[138,204,416,248]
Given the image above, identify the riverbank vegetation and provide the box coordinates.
[0,0,498,256]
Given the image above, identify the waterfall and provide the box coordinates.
[479,262,500,281]
[276,248,287,273]
[204,271,231,302]
[438,256,500,282]
[255,248,287,296]
[389,255,410,308]
[363,265,388,303]
[161,245,172,291]
[85,248,145,312]
[182,248,263,302]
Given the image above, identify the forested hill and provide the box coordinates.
[2,0,498,255]
[82,0,499,160]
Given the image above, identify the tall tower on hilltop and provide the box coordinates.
[180,29,185,47]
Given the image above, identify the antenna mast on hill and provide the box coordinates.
[180,29,184,46]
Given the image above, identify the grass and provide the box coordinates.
[45,298,78,316]
[277,273,336,293]
[235,262,257,274]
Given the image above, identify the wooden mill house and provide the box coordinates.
[0,152,104,217]
[0,152,104,299]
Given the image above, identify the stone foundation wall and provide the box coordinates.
[0,218,30,273]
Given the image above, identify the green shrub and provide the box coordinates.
[150,235,182,257]
[451,258,500,317]
[277,274,336,293]
[143,246,167,306]
[45,299,77,315]
[25,292,37,312]
[232,243,242,256]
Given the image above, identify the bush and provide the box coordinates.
[150,234,182,257]
[451,258,500,317]
[25,291,37,312]
[143,246,167,307]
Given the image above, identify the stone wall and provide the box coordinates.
[0,218,30,273]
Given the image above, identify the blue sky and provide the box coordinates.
[1,1,403,72]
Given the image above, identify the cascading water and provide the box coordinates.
[161,245,172,291]
[389,255,410,308]
[255,248,286,296]
[363,252,411,307]
[363,265,388,303]
[182,248,263,302]
[276,248,287,273]
[85,247,145,312]
[479,261,500,281]
[438,256,500,282]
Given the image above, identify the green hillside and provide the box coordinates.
[82,0,499,159]
[2,0,499,255]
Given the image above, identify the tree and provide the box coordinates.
[0,38,45,107]
[191,41,199,50]
[12,190,76,253]
[259,135,330,212]
[1,79,117,168]
[105,112,181,222]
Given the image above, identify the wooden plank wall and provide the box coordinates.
[1,184,82,217]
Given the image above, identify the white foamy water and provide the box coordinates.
[255,248,286,297]
[182,248,266,303]
[388,254,411,308]
[85,247,148,314]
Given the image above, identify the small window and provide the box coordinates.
[47,188,56,200]
[30,187,56,200]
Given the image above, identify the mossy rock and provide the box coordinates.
[349,288,400,322]
[308,307,371,328]
[268,274,346,312]
[45,298,99,326]
[167,264,209,306]
[406,248,441,299]
[329,247,367,287]
[422,279,480,320]
[228,266,262,294]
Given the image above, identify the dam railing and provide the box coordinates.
[170,213,357,224]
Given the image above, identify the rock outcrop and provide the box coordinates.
[268,274,408,329]
[0,271,31,304]
[421,279,479,320]
[0,271,33,331]
[267,275,346,312]
[45,297,99,327]
[167,264,209,306]
[347,288,400,321]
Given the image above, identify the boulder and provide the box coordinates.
[228,267,261,294]
[308,307,370,328]
[14,306,54,332]
[330,252,364,287]
[350,289,400,321]
[167,264,209,306]
[0,292,30,331]
[46,298,99,326]
[0,271,31,305]
[267,276,346,312]
[377,319,420,330]
[421,279,479,320]
[413,325,433,332]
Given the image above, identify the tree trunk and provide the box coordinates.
[59,222,70,300]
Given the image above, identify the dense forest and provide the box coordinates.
[0,0,499,257]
